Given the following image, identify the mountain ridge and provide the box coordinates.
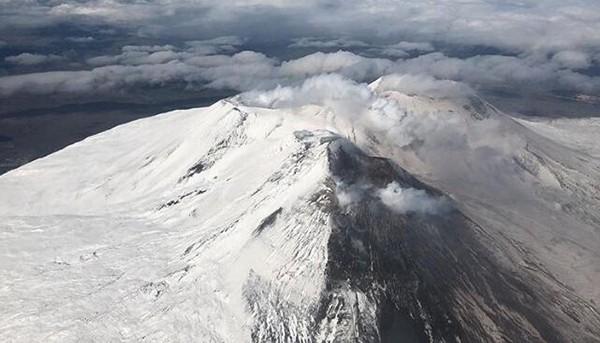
[1,79,599,342]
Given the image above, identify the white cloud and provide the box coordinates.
[279,51,393,81]
[86,38,245,67]
[5,53,64,65]
[377,182,451,215]
[335,181,372,208]
[280,51,368,76]
[372,74,474,99]
[0,62,200,96]
[3,47,600,98]
[334,180,452,216]
[87,45,180,66]
[239,73,372,115]
[391,52,600,94]
[66,36,95,43]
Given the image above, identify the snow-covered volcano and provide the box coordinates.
[1,75,599,342]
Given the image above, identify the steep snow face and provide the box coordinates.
[0,100,340,342]
[1,75,600,342]
[0,100,327,216]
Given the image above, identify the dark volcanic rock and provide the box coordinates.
[312,138,600,343]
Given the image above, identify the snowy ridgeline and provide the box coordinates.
[1,75,600,342]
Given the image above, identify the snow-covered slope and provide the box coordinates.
[1,75,599,342]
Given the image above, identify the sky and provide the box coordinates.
[1,0,600,172]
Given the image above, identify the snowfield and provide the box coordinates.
[1,75,599,342]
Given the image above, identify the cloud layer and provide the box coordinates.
[3,0,600,56]
[3,46,600,98]
[2,1,600,115]
[5,53,64,65]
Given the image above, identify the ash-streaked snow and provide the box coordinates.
[0,75,599,342]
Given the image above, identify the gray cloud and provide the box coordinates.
[289,37,368,49]
[552,50,592,70]
[376,41,435,58]
[185,36,245,54]
[3,0,600,56]
[389,41,434,52]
